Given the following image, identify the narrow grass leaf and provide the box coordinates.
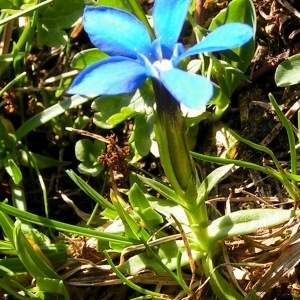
[196,164,234,205]
[15,95,90,140]
[0,277,28,300]
[0,202,138,246]
[136,174,187,207]
[66,169,116,212]
[104,251,163,298]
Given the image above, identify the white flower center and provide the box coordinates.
[153,59,173,71]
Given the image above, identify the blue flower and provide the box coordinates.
[68,0,253,109]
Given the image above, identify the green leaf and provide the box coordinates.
[3,158,22,184]
[38,0,84,29]
[71,49,109,69]
[0,0,33,9]
[19,150,71,169]
[37,22,68,47]
[202,254,244,300]
[0,120,17,148]
[0,1,17,9]
[66,169,116,212]
[136,174,187,207]
[92,95,132,129]
[118,240,203,275]
[128,183,163,229]
[205,208,300,245]
[0,115,15,133]
[0,201,137,247]
[75,139,105,163]
[110,189,151,241]
[148,197,189,226]
[36,278,69,297]
[0,250,68,275]
[92,82,154,129]
[14,223,60,279]
[105,251,163,298]
[77,163,104,177]
[211,57,249,99]
[0,213,59,280]
[75,139,105,176]
[196,164,234,206]
[128,183,151,212]
[134,113,153,157]
[0,276,28,300]
[37,0,85,47]
[191,151,283,182]
[284,171,300,182]
[74,116,90,130]
[127,0,155,39]
[107,106,137,125]
[275,53,300,87]
[209,0,256,94]
[15,95,90,141]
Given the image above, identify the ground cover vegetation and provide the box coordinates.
[0,0,300,299]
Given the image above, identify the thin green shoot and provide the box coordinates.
[0,0,53,26]
[104,250,164,298]
[269,93,298,187]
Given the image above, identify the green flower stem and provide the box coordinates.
[152,80,211,251]
[152,79,198,202]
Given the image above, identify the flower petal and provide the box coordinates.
[152,0,190,58]
[160,68,214,109]
[83,6,152,59]
[68,57,147,96]
[178,23,253,61]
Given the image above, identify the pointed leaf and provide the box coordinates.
[118,240,203,275]
[208,0,256,95]
[66,169,116,212]
[275,53,300,87]
[134,113,153,156]
[196,164,234,205]
[206,209,300,245]
[15,95,90,140]
[107,107,137,125]
[136,174,186,207]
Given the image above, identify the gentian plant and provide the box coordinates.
[67,0,300,299]
[68,2,253,110]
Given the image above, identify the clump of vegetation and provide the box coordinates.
[1,0,300,299]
